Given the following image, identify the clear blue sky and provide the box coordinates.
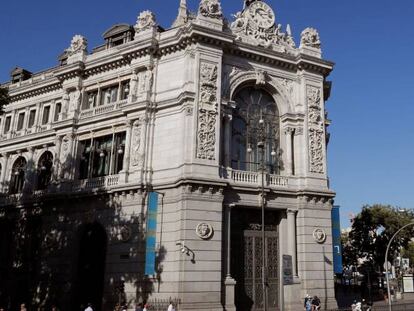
[1,0,414,228]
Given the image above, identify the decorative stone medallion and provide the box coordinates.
[119,225,132,242]
[313,228,327,244]
[196,222,214,240]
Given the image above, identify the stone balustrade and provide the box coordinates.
[73,174,120,191]
[79,99,128,119]
[226,168,289,188]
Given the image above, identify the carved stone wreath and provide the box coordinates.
[313,228,327,244]
[196,222,214,240]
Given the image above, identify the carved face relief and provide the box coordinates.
[247,1,275,29]
[313,228,327,244]
[196,222,214,240]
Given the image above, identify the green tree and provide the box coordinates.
[347,205,414,272]
[0,86,9,113]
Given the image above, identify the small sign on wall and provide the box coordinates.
[283,254,293,285]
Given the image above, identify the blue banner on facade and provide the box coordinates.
[145,192,159,276]
[331,206,343,274]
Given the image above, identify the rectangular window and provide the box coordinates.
[16,113,25,131]
[28,110,36,128]
[121,81,130,100]
[78,131,126,180]
[100,86,118,106]
[42,106,50,125]
[4,116,11,133]
[83,91,97,110]
[54,103,62,122]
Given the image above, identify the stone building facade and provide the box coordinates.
[0,0,336,310]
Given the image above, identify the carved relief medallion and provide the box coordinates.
[196,222,214,240]
[313,228,327,244]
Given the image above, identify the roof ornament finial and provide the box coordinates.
[172,0,189,27]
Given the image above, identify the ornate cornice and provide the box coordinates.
[10,82,62,102]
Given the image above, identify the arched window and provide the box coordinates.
[37,151,53,190]
[10,157,27,194]
[231,87,280,173]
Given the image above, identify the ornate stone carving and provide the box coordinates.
[69,88,81,113]
[134,10,157,34]
[129,70,139,99]
[119,225,132,242]
[198,0,223,19]
[195,222,214,240]
[300,27,321,49]
[131,119,145,167]
[197,63,218,160]
[274,77,294,97]
[313,228,327,244]
[66,35,87,56]
[138,68,153,94]
[255,70,267,86]
[230,1,296,53]
[307,86,324,174]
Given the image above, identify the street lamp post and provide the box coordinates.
[385,222,414,311]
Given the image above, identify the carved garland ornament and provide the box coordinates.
[197,63,218,160]
[307,86,324,174]
[198,0,223,19]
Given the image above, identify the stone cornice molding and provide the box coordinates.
[9,82,62,103]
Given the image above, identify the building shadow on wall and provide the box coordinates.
[0,157,166,311]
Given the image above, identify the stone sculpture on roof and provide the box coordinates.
[66,35,87,56]
[230,0,296,53]
[300,27,321,49]
[198,0,223,19]
[134,10,157,34]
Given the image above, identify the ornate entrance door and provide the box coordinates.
[232,210,279,311]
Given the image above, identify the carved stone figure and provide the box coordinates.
[300,27,321,49]
[69,88,81,113]
[129,71,139,99]
[197,110,217,160]
[66,35,87,56]
[134,10,157,34]
[313,228,327,244]
[131,119,145,167]
[198,0,223,19]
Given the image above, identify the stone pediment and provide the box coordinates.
[230,0,296,54]
[103,24,132,39]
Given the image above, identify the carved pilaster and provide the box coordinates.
[307,86,325,174]
[196,62,218,161]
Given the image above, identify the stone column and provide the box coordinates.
[25,147,35,192]
[120,120,133,183]
[224,204,237,311]
[53,136,62,182]
[284,127,295,176]
[223,114,233,168]
[287,208,298,277]
[1,153,10,192]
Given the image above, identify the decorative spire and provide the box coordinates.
[172,0,189,27]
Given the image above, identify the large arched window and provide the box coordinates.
[231,87,280,173]
[37,151,53,190]
[10,157,27,194]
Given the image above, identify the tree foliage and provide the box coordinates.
[345,205,414,272]
[0,86,9,113]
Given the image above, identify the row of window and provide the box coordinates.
[82,80,130,111]
[2,102,61,135]
[4,132,126,194]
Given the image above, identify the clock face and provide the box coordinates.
[247,1,275,29]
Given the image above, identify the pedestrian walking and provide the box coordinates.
[143,304,149,311]
[135,303,143,311]
[84,303,93,311]
[311,296,320,311]
[20,303,27,311]
[167,302,175,311]
[304,294,312,311]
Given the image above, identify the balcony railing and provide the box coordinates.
[73,174,120,191]
[226,168,289,188]
[79,99,128,119]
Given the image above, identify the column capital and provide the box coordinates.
[284,127,295,135]
[287,208,297,215]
